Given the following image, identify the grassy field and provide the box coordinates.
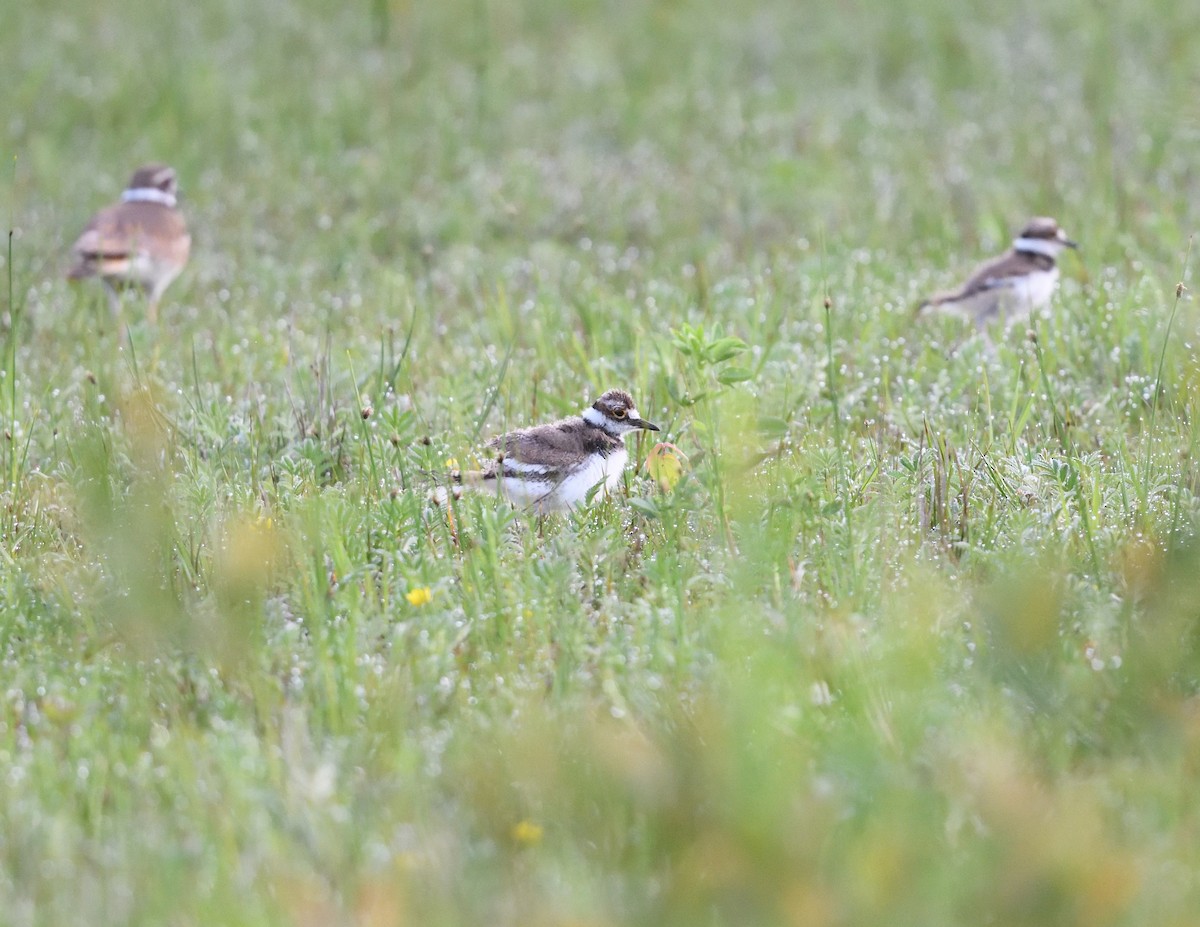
[2,0,1200,923]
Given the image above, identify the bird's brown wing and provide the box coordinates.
[69,202,189,279]
[924,249,1049,307]
[480,419,617,481]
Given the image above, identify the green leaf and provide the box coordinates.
[757,416,789,437]
[628,497,660,518]
[707,337,749,363]
[717,366,753,385]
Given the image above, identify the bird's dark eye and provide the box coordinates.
[613,409,627,419]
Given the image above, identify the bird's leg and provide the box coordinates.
[146,277,169,327]
[102,280,121,317]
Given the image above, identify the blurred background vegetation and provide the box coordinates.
[1,0,1199,924]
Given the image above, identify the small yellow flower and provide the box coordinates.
[445,457,459,468]
[405,586,433,606]
[511,819,543,847]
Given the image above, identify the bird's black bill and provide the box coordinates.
[1064,238,1080,250]
[633,418,660,432]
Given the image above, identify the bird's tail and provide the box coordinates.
[66,259,95,281]
[451,468,492,487]
[429,467,490,506]
[915,289,958,316]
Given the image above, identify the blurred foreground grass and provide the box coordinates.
[2,0,1200,924]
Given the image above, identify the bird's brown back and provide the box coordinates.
[70,201,190,278]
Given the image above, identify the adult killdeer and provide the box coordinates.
[919,217,1078,328]
[452,389,660,513]
[67,164,191,323]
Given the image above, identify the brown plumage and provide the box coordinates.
[919,217,1078,329]
[68,164,190,324]
[452,389,660,512]
[480,417,626,483]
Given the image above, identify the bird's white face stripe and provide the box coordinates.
[583,404,644,435]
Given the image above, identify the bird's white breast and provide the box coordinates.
[501,444,619,511]
[494,473,555,509]
[488,447,630,513]
[1009,267,1059,311]
[944,268,1060,328]
[550,448,629,511]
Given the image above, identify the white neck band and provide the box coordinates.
[122,187,176,207]
[1013,236,1061,258]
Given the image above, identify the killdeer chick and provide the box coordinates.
[67,164,191,324]
[453,389,660,513]
[919,217,1078,329]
